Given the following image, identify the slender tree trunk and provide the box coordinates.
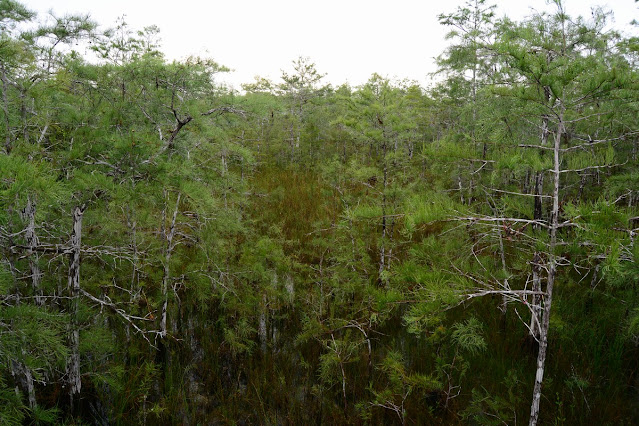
[296,98,302,153]
[21,195,43,306]
[331,333,348,412]
[529,108,563,426]
[259,294,268,352]
[21,354,36,409]
[533,111,550,229]
[289,122,296,162]
[125,209,139,366]
[11,356,36,409]
[378,194,386,283]
[20,87,28,144]
[8,234,37,411]
[498,220,509,322]
[533,173,544,226]
[1,63,12,153]
[378,134,388,284]
[67,205,85,414]
[529,252,542,341]
[159,193,180,361]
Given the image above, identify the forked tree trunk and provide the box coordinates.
[67,205,85,413]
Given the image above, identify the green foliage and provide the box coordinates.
[361,351,440,422]
[0,266,12,294]
[29,405,61,425]
[0,305,68,372]
[451,317,487,355]
[461,370,522,425]
[405,191,462,228]
[224,318,257,356]
[0,377,25,425]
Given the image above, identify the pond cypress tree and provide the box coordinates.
[407,2,638,423]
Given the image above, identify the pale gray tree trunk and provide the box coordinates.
[11,195,42,409]
[378,139,388,284]
[533,109,550,229]
[67,205,85,413]
[124,209,139,366]
[533,172,544,227]
[160,193,180,342]
[529,252,542,340]
[20,87,28,143]
[11,357,36,409]
[21,195,43,306]
[1,63,12,153]
[259,294,268,352]
[498,219,509,317]
[529,107,563,426]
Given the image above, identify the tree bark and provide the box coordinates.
[21,196,43,306]
[158,193,180,364]
[167,115,192,149]
[533,172,544,227]
[378,129,388,284]
[20,87,28,144]
[529,107,563,426]
[529,252,542,341]
[67,205,85,414]
[11,357,36,409]
[1,63,12,154]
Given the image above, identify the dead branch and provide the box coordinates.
[80,289,156,348]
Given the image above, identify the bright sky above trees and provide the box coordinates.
[22,0,639,88]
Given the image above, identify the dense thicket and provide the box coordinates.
[1,0,638,424]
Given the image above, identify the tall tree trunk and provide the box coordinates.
[533,111,550,229]
[1,63,12,154]
[529,252,542,342]
[158,193,180,362]
[378,190,387,284]
[125,209,139,367]
[533,172,544,227]
[20,87,28,144]
[498,220,509,324]
[8,196,43,410]
[529,108,563,426]
[378,133,388,284]
[21,195,43,306]
[11,356,36,409]
[67,205,85,414]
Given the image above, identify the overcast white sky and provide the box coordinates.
[23,0,639,89]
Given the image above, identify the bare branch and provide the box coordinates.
[453,215,550,229]
[80,289,156,349]
[201,105,247,118]
[483,185,553,199]
[556,161,626,174]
